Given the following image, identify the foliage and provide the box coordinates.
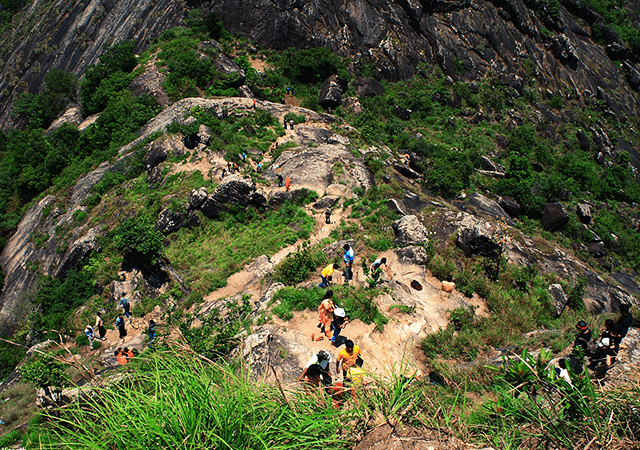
[113,215,164,267]
[12,69,78,129]
[277,47,348,85]
[21,355,69,399]
[74,334,90,347]
[272,287,323,321]
[284,112,306,124]
[0,338,26,382]
[273,244,327,285]
[31,266,97,340]
[335,285,389,332]
[80,41,137,115]
[29,350,350,450]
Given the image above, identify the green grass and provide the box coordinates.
[30,350,351,450]
[165,202,315,298]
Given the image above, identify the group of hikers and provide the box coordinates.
[565,304,633,379]
[318,244,392,289]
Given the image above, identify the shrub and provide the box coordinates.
[278,47,348,85]
[284,112,306,124]
[113,216,164,267]
[74,334,90,347]
[273,244,327,285]
[272,287,321,320]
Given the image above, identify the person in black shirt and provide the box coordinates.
[569,320,592,374]
[617,303,633,338]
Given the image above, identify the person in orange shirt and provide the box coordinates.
[336,340,363,379]
[317,290,335,336]
[441,275,455,293]
[285,176,291,191]
[116,348,127,365]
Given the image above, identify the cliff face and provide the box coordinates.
[0,0,183,130]
[210,0,640,117]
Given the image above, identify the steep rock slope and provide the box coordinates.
[0,0,183,130]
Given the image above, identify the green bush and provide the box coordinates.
[277,47,348,85]
[273,244,327,285]
[284,112,306,124]
[113,216,164,267]
[74,334,90,347]
[12,69,78,129]
[336,285,388,331]
[272,287,321,320]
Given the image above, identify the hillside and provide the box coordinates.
[0,1,638,449]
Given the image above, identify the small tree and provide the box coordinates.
[21,355,69,401]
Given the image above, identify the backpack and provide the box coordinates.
[411,280,423,291]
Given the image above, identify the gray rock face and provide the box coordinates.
[353,77,385,97]
[130,60,171,107]
[146,143,168,170]
[387,199,407,216]
[541,203,570,231]
[548,283,568,317]
[187,210,201,228]
[214,53,246,87]
[392,215,429,246]
[577,203,592,224]
[465,193,512,225]
[154,208,185,234]
[46,105,83,134]
[234,327,304,380]
[394,164,421,179]
[481,156,505,173]
[0,0,184,130]
[318,75,347,108]
[393,246,428,266]
[498,196,521,217]
[199,175,265,219]
[341,97,363,115]
[189,187,208,210]
[456,221,502,258]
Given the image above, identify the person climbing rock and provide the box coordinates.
[148,320,156,348]
[116,348,127,365]
[325,209,332,224]
[242,152,246,162]
[330,308,349,344]
[95,312,106,340]
[319,264,339,288]
[298,350,332,386]
[85,325,94,349]
[120,293,131,319]
[277,174,283,187]
[317,290,336,334]
[289,119,294,130]
[256,163,262,173]
[617,303,633,338]
[568,320,592,374]
[343,244,355,284]
[285,176,291,191]
[336,340,363,379]
[370,257,391,282]
[115,314,127,343]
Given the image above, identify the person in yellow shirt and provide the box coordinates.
[336,340,363,379]
[319,263,340,288]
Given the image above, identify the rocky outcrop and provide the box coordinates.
[577,203,592,224]
[130,60,171,108]
[0,0,184,130]
[154,209,185,234]
[189,187,208,210]
[46,105,83,134]
[455,217,502,258]
[199,175,266,219]
[353,77,385,98]
[541,203,570,231]
[391,215,429,246]
[318,75,347,108]
[548,284,568,317]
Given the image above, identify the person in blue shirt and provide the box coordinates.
[343,244,355,284]
[148,319,156,348]
[120,293,131,318]
[115,314,127,343]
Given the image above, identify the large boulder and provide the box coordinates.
[200,175,266,219]
[465,193,513,225]
[318,75,347,108]
[129,60,171,107]
[497,196,521,218]
[548,284,568,317]
[214,53,246,87]
[577,203,592,224]
[47,105,83,134]
[391,215,429,246]
[353,77,385,97]
[234,327,303,380]
[341,97,363,115]
[146,142,168,170]
[456,220,502,258]
[189,187,208,210]
[541,203,569,231]
[154,208,185,234]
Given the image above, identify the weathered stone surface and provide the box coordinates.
[46,105,83,135]
[130,60,171,107]
[587,241,606,258]
[541,203,570,231]
[456,219,502,258]
[189,187,208,210]
[392,215,429,246]
[557,188,571,201]
[266,144,374,196]
[548,283,568,317]
[187,210,201,228]
[393,246,428,266]
[318,75,347,108]
[576,129,591,152]
[474,169,506,179]
[146,143,168,170]
[393,106,412,120]
[353,77,385,97]
[394,164,421,179]
[55,228,99,280]
[498,196,521,217]
[311,195,339,211]
[234,327,304,380]
[387,199,407,216]
[200,196,228,219]
[213,53,246,87]
[211,175,259,206]
[465,193,512,224]
[481,156,505,173]
[154,208,185,234]
[341,97,363,115]
[577,203,592,224]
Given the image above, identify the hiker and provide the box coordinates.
[617,304,633,338]
[275,142,279,149]
[370,257,391,282]
[555,359,573,387]
[283,117,287,127]
[85,325,94,349]
[285,176,291,191]
[126,347,135,360]
[148,319,156,347]
[115,314,127,343]
[568,320,592,374]
[253,99,257,108]
[256,163,262,173]
[336,340,363,380]
[95,312,106,340]
[287,87,291,95]
[228,161,234,174]
[330,307,349,344]
[588,332,619,372]
[325,209,332,224]
[298,350,333,386]
[343,244,355,284]
[317,290,336,335]
[441,275,455,292]
[242,152,246,162]
[319,264,340,288]
[289,119,294,130]
[233,162,239,172]
[277,174,283,187]
[120,293,131,319]
[116,348,127,365]
[221,168,226,179]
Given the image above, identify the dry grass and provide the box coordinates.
[0,380,37,431]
